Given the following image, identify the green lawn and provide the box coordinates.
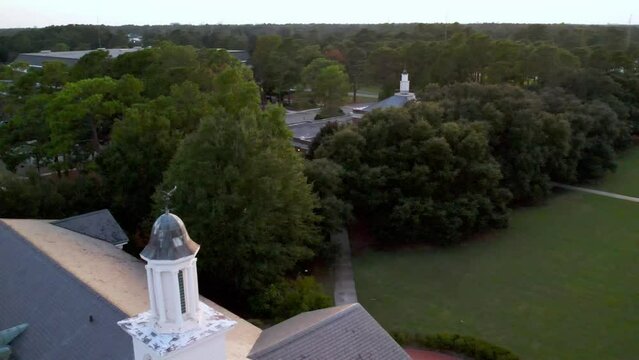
[592,146,639,197]
[353,151,639,360]
[0,159,9,176]
[358,85,381,95]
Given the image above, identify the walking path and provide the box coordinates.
[551,182,639,203]
[332,229,358,305]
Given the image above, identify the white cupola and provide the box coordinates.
[140,211,201,333]
[118,210,235,360]
[399,69,410,94]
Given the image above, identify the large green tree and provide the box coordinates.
[302,58,350,118]
[315,103,511,245]
[251,35,302,102]
[0,94,52,172]
[153,104,321,303]
[97,103,177,234]
[46,76,143,170]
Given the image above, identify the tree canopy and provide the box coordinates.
[153,104,321,303]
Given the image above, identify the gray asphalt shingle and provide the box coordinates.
[52,209,129,247]
[362,94,414,112]
[0,221,133,360]
[248,303,410,360]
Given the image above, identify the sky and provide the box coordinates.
[1,0,638,28]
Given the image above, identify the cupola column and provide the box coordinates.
[189,260,200,315]
[145,265,157,316]
[153,269,167,323]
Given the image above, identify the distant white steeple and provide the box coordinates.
[399,69,410,94]
[118,211,235,360]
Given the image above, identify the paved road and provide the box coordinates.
[285,103,374,125]
[285,108,320,124]
[551,182,639,203]
[332,229,358,305]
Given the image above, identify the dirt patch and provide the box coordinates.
[348,218,377,255]
[405,348,463,360]
[348,219,444,255]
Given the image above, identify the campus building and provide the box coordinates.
[14,48,250,69]
[289,70,417,152]
[1,208,409,359]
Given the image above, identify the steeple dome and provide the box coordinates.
[141,212,199,261]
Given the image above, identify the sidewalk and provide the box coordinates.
[332,229,358,305]
[551,182,639,203]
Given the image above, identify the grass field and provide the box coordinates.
[592,147,639,197]
[0,159,9,176]
[353,148,639,360]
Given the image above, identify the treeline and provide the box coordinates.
[1,21,639,315]
[308,74,637,244]
[240,24,639,105]
[2,23,638,107]
[2,23,638,77]
[0,42,331,319]
[0,25,131,61]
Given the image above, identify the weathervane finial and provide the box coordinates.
[162,186,177,214]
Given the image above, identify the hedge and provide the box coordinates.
[392,331,520,360]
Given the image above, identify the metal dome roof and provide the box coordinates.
[140,212,200,261]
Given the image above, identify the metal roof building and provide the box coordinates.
[14,48,250,68]
[14,48,144,68]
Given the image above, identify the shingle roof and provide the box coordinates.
[1,218,262,360]
[248,303,410,360]
[0,221,133,360]
[362,94,416,112]
[288,115,353,145]
[226,50,251,63]
[52,209,129,246]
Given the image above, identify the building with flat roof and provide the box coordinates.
[14,48,251,68]
[14,48,144,68]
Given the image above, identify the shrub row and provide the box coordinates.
[392,331,519,360]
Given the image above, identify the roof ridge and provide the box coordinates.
[250,303,360,358]
[51,209,110,224]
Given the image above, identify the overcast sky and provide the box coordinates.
[1,0,638,28]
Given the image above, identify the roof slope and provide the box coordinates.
[0,221,133,360]
[288,115,353,142]
[248,303,410,360]
[362,94,416,113]
[52,209,129,246]
[1,219,261,360]
[14,54,78,67]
